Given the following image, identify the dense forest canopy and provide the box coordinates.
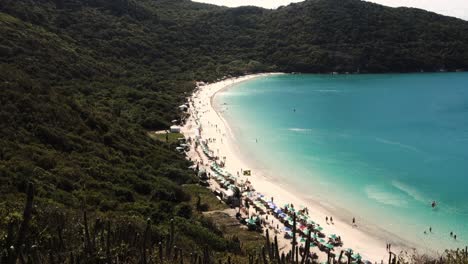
[1,0,468,262]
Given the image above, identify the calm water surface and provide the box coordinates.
[215,73,468,251]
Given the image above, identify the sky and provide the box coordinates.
[193,0,468,20]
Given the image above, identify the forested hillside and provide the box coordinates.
[1,0,468,262]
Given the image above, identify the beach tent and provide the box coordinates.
[175,147,184,152]
[179,104,188,111]
[170,125,181,133]
[221,188,234,199]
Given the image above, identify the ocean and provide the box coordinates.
[214,73,468,252]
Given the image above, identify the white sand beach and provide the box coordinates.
[182,73,413,262]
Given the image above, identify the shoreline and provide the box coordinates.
[183,73,420,262]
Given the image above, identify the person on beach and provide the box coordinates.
[352,217,356,227]
[454,234,457,240]
[325,216,328,223]
[450,231,453,237]
[429,227,432,233]
[330,216,334,224]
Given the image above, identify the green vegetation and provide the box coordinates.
[150,132,184,144]
[1,0,468,262]
[184,184,228,212]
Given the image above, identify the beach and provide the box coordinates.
[182,73,414,262]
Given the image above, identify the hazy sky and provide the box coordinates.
[193,0,468,20]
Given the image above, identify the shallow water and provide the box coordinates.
[215,73,468,252]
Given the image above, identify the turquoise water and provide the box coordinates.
[215,73,468,251]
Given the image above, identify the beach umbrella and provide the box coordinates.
[323,243,334,250]
[328,234,338,240]
[312,234,319,239]
[303,230,310,235]
[283,227,291,232]
[315,226,324,231]
[309,243,317,248]
[346,248,353,253]
[300,237,307,243]
[352,253,362,260]
[318,238,326,243]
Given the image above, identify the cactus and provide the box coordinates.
[166,219,175,258]
[106,221,111,264]
[274,236,281,264]
[142,219,151,264]
[83,209,91,257]
[261,246,267,264]
[291,213,297,263]
[265,229,271,260]
[338,250,344,263]
[301,228,311,264]
[158,242,163,263]
[11,182,34,264]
